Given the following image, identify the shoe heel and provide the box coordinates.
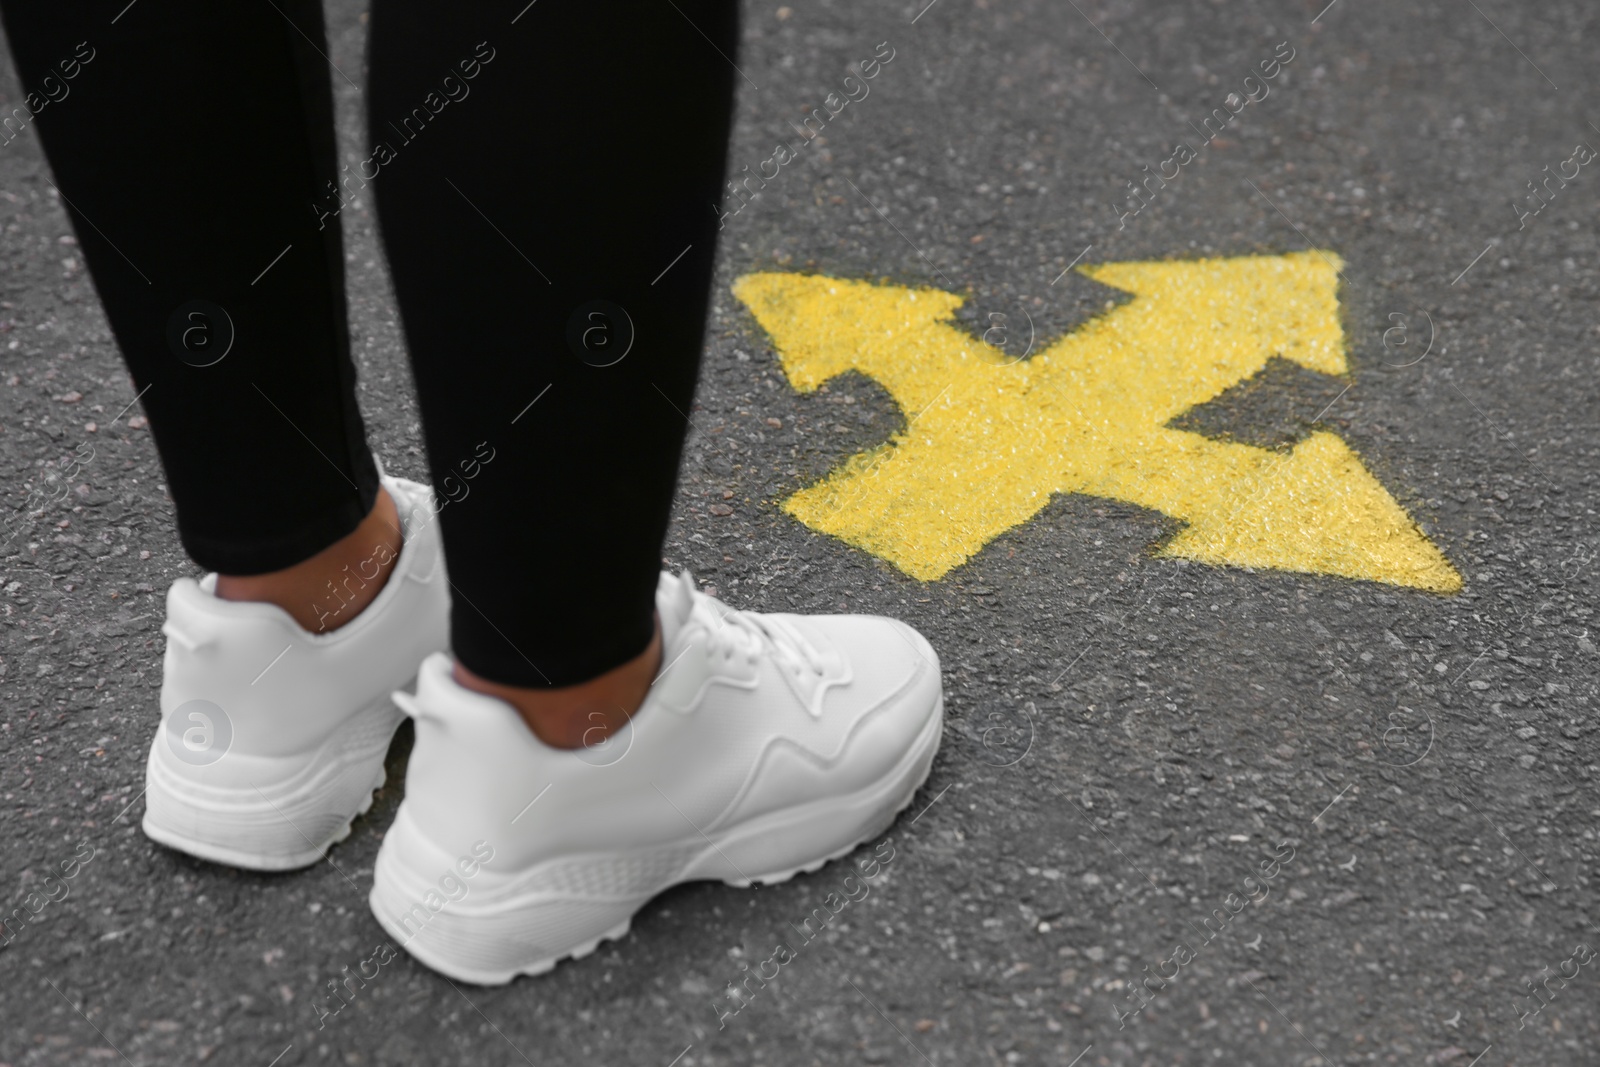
[142,693,403,871]
[370,804,644,985]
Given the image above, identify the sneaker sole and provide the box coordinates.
[370,693,943,984]
[141,688,408,872]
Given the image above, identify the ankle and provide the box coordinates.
[215,486,403,633]
[454,620,663,749]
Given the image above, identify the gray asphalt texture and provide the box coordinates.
[2,1,1598,1064]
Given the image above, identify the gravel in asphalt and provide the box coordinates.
[1,1,1598,1065]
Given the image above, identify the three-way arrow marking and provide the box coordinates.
[734,251,1460,592]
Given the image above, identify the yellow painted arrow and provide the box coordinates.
[733,252,1461,592]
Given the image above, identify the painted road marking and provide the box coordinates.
[733,252,1461,592]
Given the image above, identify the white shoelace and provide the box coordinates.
[685,585,829,680]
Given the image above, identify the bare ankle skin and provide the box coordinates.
[215,486,403,633]
[453,619,664,750]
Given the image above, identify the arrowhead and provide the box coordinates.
[1080,251,1349,378]
[1160,432,1462,593]
[730,272,971,413]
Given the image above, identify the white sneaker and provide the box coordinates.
[141,474,451,870]
[370,571,944,984]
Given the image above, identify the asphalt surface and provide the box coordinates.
[3,1,1599,1065]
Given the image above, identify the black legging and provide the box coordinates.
[0,0,738,687]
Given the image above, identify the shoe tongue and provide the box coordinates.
[656,570,696,643]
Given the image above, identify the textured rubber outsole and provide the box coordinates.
[371,694,943,984]
[142,763,388,872]
[142,692,406,872]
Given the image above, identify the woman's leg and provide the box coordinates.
[0,0,380,577]
[0,1,452,871]
[366,0,739,720]
[358,7,947,985]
